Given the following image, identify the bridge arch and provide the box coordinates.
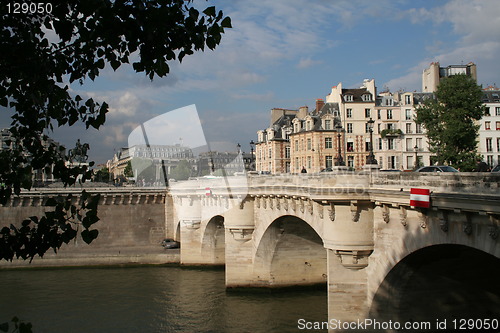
[370,244,500,323]
[200,215,225,265]
[253,215,327,287]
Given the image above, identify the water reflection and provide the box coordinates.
[0,267,327,333]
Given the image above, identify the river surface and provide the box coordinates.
[0,266,327,333]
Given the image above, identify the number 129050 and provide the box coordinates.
[7,2,53,14]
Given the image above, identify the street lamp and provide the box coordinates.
[249,140,255,170]
[366,118,376,165]
[335,123,345,166]
[414,144,419,170]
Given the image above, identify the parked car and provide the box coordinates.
[161,238,180,249]
[415,166,459,172]
[320,168,333,172]
[491,165,500,172]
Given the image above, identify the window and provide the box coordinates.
[377,123,381,134]
[365,141,371,152]
[285,146,290,158]
[486,155,493,167]
[405,109,412,120]
[406,138,412,151]
[365,109,371,118]
[362,94,371,101]
[388,138,394,150]
[268,148,272,158]
[387,123,394,130]
[387,109,393,119]
[325,156,333,168]
[485,107,491,116]
[377,138,382,150]
[406,123,412,134]
[377,110,381,119]
[325,137,333,149]
[294,140,299,151]
[405,95,411,105]
[295,157,299,170]
[347,156,354,168]
[347,123,353,133]
[346,109,352,118]
[347,142,354,152]
[485,121,491,130]
[344,95,353,102]
[416,138,422,150]
[307,138,312,150]
[496,107,500,116]
[416,123,423,134]
[325,119,331,130]
[486,138,493,152]
[386,98,393,106]
[498,138,500,152]
[307,156,312,169]
[497,122,500,130]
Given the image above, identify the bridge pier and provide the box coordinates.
[323,200,374,326]
[327,250,370,322]
[224,197,255,287]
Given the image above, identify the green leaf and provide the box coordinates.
[221,17,232,29]
[203,6,216,17]
[81,229,99,244]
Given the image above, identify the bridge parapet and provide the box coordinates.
[370,172,500,194]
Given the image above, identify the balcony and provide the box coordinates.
[380,129,403,138]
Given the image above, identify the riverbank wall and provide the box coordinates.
[0,186,180,268]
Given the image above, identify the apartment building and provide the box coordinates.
[479,87,500,168]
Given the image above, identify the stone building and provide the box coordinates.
[479,87,500,168]
[422,61,477,93]
[255,79,433,173]
[0,128,65,185]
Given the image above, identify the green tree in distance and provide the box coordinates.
[0,0,231,262]
[415,74,484,171]
[124,161,134,178]
[169,159,192,180]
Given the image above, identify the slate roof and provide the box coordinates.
[482,90,500,103]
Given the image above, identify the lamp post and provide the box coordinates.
[414,144,419,170]
[249,140,255,171]
[335,123,345,166]
[366,118,376,165]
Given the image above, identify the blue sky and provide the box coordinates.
[3,0,500,165]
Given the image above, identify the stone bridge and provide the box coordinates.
[169,172,500,327]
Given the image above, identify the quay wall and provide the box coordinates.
[0,187,179,268]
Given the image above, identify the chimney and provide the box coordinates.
[316,99,325,113]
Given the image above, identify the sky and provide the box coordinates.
[3,0,500,165]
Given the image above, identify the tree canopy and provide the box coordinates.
[0,0,231,261]
[415,74,484,171]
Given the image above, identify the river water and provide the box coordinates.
[0,266,327,333]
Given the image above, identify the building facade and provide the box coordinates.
[479,87,500,168]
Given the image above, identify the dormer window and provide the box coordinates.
[362,94,372,102]
[404,95,412,105]
[344,95,353,102]
[324,119,331,130]
[386,98,393,106]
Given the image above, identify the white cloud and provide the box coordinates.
[297,58,323,69]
